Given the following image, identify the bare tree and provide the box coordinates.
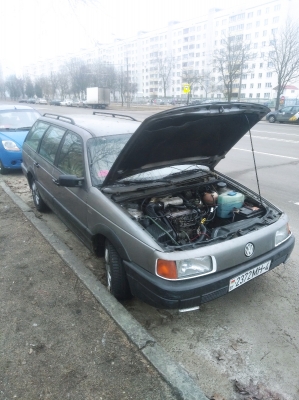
[268,22,299,110]
[5,75,24,100]
[213,35,252,102]
[65,58,90,98]
[48,72,60,98]
[35,76,51,99]
[57,69,70,99]
[197,70,215,99]
[156,56,174,97]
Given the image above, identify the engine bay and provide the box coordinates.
[120,176,280,250]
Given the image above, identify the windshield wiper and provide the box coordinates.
[118,178,172,185]
[166,168,208,178]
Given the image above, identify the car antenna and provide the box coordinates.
[245,114,263,207]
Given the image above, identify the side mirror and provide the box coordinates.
[57,175,84,187]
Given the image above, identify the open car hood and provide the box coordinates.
[103,102,269,186]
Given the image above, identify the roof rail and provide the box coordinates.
[93,111,137,121]
[43,113,75,124]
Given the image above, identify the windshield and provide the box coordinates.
[87,134,131,186]
[0,110,40,130]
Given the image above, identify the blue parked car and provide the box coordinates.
[0,105,40,174]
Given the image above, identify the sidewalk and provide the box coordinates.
[0,181,208,400]
[0,184,173,399]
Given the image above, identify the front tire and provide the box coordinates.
[31,179,48,212]
[0,159,9,175]
[268,115,276,123]
[104,241,132,300]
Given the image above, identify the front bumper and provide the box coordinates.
[124,235,295,309]
[1,151,22,170]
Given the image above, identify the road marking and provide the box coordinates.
[232,147,299,160]
[245,134,299,143]
[253,130,299,137]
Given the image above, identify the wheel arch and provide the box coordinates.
[92,225,130,261]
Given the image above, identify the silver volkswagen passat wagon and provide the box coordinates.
[22,104,295,310]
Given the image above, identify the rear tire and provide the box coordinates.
[268,115,276,123]
[104,240,132,300]
[0,160,9,175]
[31,179,48,212]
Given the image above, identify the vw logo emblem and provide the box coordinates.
[245,243,254,257]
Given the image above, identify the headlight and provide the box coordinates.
[275,224,291,246]
[157,256,216,280]
[2,140,20,151]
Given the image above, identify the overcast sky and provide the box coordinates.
[0,0,286,76]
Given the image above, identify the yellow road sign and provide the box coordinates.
[183,84,190,93]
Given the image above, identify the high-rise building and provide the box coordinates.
[23,0,298,102]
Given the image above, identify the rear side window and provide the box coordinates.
[24,121,50,151]
[39,125,66,164]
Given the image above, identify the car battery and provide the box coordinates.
[233,206,263,221]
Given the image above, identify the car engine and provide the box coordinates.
[121,180,277,249]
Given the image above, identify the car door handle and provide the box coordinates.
[34,162,40,168]
[52,178,60,186]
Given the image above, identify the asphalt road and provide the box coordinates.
[3,101,299,399]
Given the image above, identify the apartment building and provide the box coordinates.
[23,0,297,101]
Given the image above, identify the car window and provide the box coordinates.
[39,125,66,164]
[25,121,50,151]
[291,106,299,114]
[87,134,131,186]
[57,131,84,177]
[280,107,293,113]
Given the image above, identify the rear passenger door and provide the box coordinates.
[34,124,66,206]
[51,130,88,242]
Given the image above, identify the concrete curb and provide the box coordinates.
[0,179,208,400]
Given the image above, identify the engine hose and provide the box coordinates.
[146,202,177,240]
[195,224,207,242]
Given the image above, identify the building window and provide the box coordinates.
[263,30,267,36]
[251,73,255,79]
[264,19,268,26]
[266,72,272,77]
[250,83,254,88]
[258,83,261,88]
[257,93,260,98]
[260,63,263,68]
[256,21,260,27]
[249,93,253,98]
[246,34,251,40]
[262,41,266,46]
[273,16,279,23]
[258,73,262,78]
[265,83,272,87]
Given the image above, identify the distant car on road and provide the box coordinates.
[189,100,202,106]
[0,105,40,174]
[27,98,36,104]
[266,105,299,123]
[60,99,73,106]
[36,98,48,105]
[49,99,62,106]
[18,98,27,103]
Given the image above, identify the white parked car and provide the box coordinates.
[36,98,48,105]
[60,99,73,106]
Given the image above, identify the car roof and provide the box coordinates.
[0,105,37,111]
[39,112,141,137]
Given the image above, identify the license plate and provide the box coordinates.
[229,261,271,292]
